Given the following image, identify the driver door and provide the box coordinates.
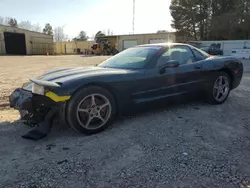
[132,45,204,103]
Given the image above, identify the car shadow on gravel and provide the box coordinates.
[50,96,203,140]
[121,94,205,119]
[0,120,24,127]
[0,121,29,139]
[0,94,206,141]
[0,119,75,140]
[48,96,205,141]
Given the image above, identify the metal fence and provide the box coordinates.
[31,42,54,55]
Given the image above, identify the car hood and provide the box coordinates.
[22,66,131,90]
[36,66,129,82]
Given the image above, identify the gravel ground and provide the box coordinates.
[0,56,250,188]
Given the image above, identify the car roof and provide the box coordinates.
[137,43,192,48]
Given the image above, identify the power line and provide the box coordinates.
[132,0,135,34]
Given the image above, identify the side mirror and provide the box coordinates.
[159,60,179,73]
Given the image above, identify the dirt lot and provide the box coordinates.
[0,56,250,188]
[0,55,109,121]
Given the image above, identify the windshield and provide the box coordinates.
[98,46,161,69]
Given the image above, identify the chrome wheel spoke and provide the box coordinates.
[216,91,221,99]
[78,108,90,113]
[214,85,219,90]
[91,94,96,106]
[213,76,229,102]
[222,88,228,95]
[218,77,223,86]
[76,93,112,130]
[98,102,109,111]
[96,115,105,123]
[222,83,228,90]
[85,116,93,128]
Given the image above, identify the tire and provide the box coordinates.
[66,86,116,135]
[206,72,231,105]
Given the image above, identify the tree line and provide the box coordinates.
[0,17,41,32]
[0,17,67,41]
[170,0,250,40]
[0,16,114,42]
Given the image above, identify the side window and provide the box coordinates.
[192,48,206,61]
[192,47,209,61]
[156,48,173,66]
[157,46,195,66]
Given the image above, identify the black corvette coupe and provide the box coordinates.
[9,43,243,140]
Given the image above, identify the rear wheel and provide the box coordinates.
[206,72,231,104]
[66,86,116,134]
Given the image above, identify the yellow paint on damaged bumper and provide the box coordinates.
[45,91,71,102]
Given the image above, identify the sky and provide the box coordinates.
[0,0,173,39]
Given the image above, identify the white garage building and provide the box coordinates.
[0,24,53,55]
[190,40,250,56]
[118,33,176,51]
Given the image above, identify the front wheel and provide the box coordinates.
[66,86,116,135]
[206,72,231,104]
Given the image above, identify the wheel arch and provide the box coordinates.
[68,82,120,116]
[219,68,234,88]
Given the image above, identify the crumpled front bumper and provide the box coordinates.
[9,88,58,121]
[10,88,32,109]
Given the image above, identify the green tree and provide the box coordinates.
[8,18,18,27]
[157,30,168,33]
[94,31,105,42]
[210,0,239,40]
[73,31,88,41]
[43,23,53,35]
[170,0,250,40]
[170,0,199,40]
[79,31,88,41]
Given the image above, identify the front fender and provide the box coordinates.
[51,78,133,115]
[51,78,98,96]
[51,73,131,96]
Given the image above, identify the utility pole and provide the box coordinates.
[132,0,135,34]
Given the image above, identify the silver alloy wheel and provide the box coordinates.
[213,76,230,102]
[76,93,111,130]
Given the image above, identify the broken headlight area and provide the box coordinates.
[32,83,45,95]
[9,83,67,140]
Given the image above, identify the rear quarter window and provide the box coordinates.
[192,47,209,61]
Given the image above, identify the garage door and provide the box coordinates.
[149,39,167,44]
[4,32,27,55]
[123,40,137,50]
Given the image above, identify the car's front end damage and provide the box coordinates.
[9,79,70,140]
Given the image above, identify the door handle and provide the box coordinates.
[194,64,203,69]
